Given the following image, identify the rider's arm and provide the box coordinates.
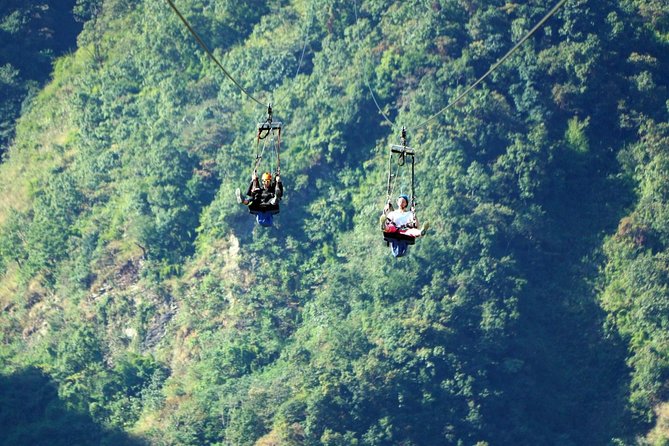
[248,172,260,194]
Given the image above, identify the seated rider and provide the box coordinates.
[381,194,428,258]
[382,194,427,238]
[236,171,283,226]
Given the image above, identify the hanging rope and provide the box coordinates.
[254,105,282,176]
[165,0,265,107]
[254,133,270,174]
[410,150,415,211]
[275,127,281,174]
[271,132,278,175]
[254,129,281,176]
[387,155,404,203]
[386,129,414,206]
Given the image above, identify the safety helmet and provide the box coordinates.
[398,194,410,205]
[262,172,272,181]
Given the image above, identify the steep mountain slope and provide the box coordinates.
[1,0,668,445]
[0,0,80,154]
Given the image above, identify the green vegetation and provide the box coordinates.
[1,0,669,444]
[0,0,80,154]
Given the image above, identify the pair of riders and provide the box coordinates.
[236,171,283,227]
[235,173,427,257]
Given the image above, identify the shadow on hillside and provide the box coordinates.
[494,149,636,444]
[0,367,146,446]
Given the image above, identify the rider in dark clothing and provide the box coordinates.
[236,171,283,226]
[248,172,282,209]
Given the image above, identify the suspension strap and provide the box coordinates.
[410,150,416,211]
[255,104,282,176]
[386,145,393,203]
[276,125,281,175]
[253,136,269,174]
[388,127,417,212]
[257,104,273,141]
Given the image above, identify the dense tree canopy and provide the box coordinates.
[1,0,669,445]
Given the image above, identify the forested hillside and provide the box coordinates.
[1,0,668,444]
[0,0,80,154]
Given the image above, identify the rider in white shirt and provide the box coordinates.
[383,194,426,238]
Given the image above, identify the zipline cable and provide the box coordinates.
[369,81,395,129]
[167,0,312,179]
[166,0,265,107]
[411,0,569,131]
[354,0,569,133]
[352,1,395,129]
[272,3,314,111]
